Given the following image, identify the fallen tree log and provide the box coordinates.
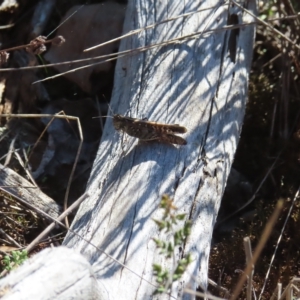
[0,163,61,220]
[0,247,104,299]
[0,0,257,299]
[64,0,257,298]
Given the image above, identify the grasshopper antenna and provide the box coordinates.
[106,101,115,116]
[92,96,115,119]
[92,115,114,119]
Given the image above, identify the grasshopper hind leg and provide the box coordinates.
[139,134,187,145]
[162,134,187,145]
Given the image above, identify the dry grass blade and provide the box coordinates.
[25,192,89,253]
[273,277,300,300]
[84,2,227,52]
[13,151,38,187]
[278,283,282,300]
[230,201,284,300]
[243,237,254,300]
[0,229,22,248]
[270,282,282,300]
[4,134,18,166]
[1,36,64,54]
[208,278,230,298]
[184,287,226,300]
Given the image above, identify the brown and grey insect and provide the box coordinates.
[112,114,187,145]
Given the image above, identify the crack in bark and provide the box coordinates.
[120,202,137,278]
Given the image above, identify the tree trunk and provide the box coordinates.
[0,0,257,299]
[64,0,257,298]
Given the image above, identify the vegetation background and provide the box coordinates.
[0,0,300,298]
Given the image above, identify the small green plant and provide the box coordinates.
[152,194,192,294]
[3,250,28,271]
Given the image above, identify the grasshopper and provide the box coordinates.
[112,114,187,145]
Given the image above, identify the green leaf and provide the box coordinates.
[161,271,169,280]
[153,219,166,230]
[167,242,174,253]
[176,214,186,220]
[173,273,181,280]
[183,222,192,237]
[175,265,185,275]
[154,286,166,294]
[153,264,162,273]
[186,253,193,264]
[153,238,163,248]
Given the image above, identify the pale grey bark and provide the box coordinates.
[64,0,257,299]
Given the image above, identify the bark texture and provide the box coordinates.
[64,0,257,298]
